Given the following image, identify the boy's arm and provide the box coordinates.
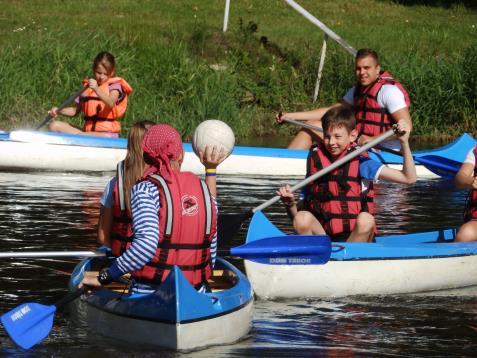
[376,120,417,184]
[455,162,477,189]
[276,185,299,219]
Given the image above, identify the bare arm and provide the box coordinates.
[200,145,226,198]
[97,206,113,246]
[277,102,342,123]
[276,184,298,220]
[88,79,120,108]
[455,162,477,189]
[49,105,80,117]
[377,120,417,184]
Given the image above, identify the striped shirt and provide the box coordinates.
[108,180,218,280]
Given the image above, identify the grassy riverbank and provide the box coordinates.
[0,0,476,141]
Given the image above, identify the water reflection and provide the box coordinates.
[0,171,476,356]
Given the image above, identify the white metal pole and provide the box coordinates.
[223,0,231,32]
[313,34,328,103]
[284,0,356,56]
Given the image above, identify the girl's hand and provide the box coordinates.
[48,107,59,117]
[88,78,99,91]
[200,145,226,169]
[394,119,411,143]
[276,111,286,124]
[276,185,296,207]
[78,271,101,288]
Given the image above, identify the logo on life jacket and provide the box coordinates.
[182,195,199,216]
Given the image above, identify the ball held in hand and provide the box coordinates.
[192,119,235,158]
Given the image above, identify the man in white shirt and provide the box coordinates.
[277,48,412,150]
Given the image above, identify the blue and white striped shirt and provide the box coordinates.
[108,180,218,279]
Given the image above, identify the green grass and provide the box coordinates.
[0,0,476,142]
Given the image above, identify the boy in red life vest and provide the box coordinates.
[48,51,132,138]
[276,48,412,150]
[454,146,477,242]
[276,106,416,243]
[81,124,226,292]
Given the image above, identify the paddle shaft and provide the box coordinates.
[253,128,396,213]
[0,251,106,258]
[283,118,459,176]
[34,86,87,130]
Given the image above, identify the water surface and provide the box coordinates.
[0,171,476,356]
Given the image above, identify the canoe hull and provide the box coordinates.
[244,211,477,299]
[245,254,477,299]
[68,257,253,350]
[1,130,474,177]
[72,295,253,350]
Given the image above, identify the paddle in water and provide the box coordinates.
[34,86,87,130]
[217,128,396,241]
[1,288,85,349]
[281,117,460,179]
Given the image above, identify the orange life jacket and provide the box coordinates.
[80,77,132,133]
[305,144,375,240]
[353,71,411,137]
[464,145,477,222]
[128,171,217,286]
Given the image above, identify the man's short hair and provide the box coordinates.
[356,48,379,64]
[322,105,356,133]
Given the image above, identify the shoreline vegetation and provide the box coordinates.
[0,0,476,144]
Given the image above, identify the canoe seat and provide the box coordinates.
[208,269,238,292]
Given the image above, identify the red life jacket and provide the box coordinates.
[129,171,217,286]
[110,161,133,257]
[464,145,477,222]
[353,71,411,137]
[80,77,133,133]
[305,144,375,240]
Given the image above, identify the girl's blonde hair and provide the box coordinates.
[123,120,155,214]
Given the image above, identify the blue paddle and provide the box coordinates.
[231,234,331,265]
[282,117,461,179]
[1,287,85,349]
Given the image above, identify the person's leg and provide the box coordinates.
[48,120,83,134]
[456,221,477,242]
[293,211,326,235]
[287,119,323,150]
[347,212,376,243]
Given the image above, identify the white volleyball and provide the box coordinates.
[192,119,235,158]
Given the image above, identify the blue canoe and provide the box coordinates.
[68,256,253,350]
[0,130,474,177]
[238,211,477,299]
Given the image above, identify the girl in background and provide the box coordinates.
[48,51,133,137]
[98,120,155,247]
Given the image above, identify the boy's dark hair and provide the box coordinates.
[356,48,379,65]
[322,106,356,133]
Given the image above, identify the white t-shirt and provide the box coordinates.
[464,148,475,166]
[343,84,407,114]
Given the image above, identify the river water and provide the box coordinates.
[1,171,476,356]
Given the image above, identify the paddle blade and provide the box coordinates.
[416,155,460,179]
[218,210,254,242]
[231,235,332,265]
[1,302,56,349]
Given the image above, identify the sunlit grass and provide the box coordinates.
[0,0,475,140]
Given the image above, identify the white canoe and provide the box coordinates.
[242,211,477,299]
[0,130,474,177]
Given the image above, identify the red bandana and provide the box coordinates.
[141,124,183,182]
